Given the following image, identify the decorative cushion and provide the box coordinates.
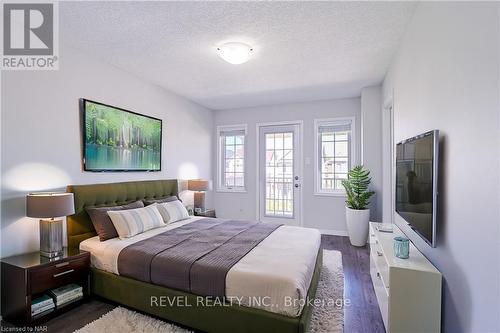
[108,203,165,239]
[156,200,190,223]
[143,196,179,206]
[86,200,144,241]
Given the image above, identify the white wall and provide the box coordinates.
[360,86,383,221]
[1,45,214,258]
[383,2,500,332]
[213,98,361,233]
[498,3,500,322]
[381,94,394,224]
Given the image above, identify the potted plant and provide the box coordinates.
[341,165,375,247]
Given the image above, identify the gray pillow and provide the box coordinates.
[86,200,144,241]
[143,196,179,206]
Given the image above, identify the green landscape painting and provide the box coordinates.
[83,100,162,171]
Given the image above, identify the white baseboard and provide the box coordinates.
[318,229,348,236]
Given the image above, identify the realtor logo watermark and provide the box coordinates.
[1,2,59,70]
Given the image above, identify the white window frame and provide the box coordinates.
[216,124,248,193]
[314,117,356,196]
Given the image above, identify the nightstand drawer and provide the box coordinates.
[29,256,89,294]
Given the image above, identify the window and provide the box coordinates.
[264,131,294,217]
[217,125,247,192]
[314,118,355,195]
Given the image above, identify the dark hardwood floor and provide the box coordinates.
[1,235,384,333]
[321,235,385,333]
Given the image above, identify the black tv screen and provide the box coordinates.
[82,99,162,172]
[395,130,439,247]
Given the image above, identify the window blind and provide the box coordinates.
[220,129,246,137]
[318,123,351,133]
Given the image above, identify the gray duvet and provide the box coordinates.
[117,218,282,297]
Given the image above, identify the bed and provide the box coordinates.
[67,180,322,333]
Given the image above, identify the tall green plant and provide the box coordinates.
[341,165,375,210]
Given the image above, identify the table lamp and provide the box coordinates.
[26,192,75,258]
[188,179,211,211]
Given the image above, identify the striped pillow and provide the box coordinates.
[157,200,190,224]
[107,203,165,239]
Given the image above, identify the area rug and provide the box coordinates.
[74,250,344,333]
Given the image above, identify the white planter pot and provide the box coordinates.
[345,207,370,247]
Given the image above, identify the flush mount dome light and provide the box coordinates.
[216,42,253,65]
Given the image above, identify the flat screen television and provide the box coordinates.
[81,99,162,172]
[395,130,439,247]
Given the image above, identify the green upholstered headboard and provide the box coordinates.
[66,179,179,249]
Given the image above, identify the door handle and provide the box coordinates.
[294,184,299,188]
[294,176,299,180]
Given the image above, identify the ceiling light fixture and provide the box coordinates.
[216,42,253,65]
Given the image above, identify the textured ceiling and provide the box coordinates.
[60,1,416,110]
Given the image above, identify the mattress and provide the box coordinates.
[80,217,321,317]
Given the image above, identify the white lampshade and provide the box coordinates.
[216,42,253,65]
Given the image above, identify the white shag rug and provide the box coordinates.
[74,250,344,333]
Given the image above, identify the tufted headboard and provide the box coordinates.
[66,179,179,249]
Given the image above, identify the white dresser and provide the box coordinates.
[369,222,442,333]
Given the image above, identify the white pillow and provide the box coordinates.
[156,200,190,223]
[108,203,165,239]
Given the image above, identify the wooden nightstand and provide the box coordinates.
[194,209,216,218]
[1,248,90,325]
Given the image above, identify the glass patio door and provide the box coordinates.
[258,124,301,226]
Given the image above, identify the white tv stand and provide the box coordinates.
[369,222,442,332]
